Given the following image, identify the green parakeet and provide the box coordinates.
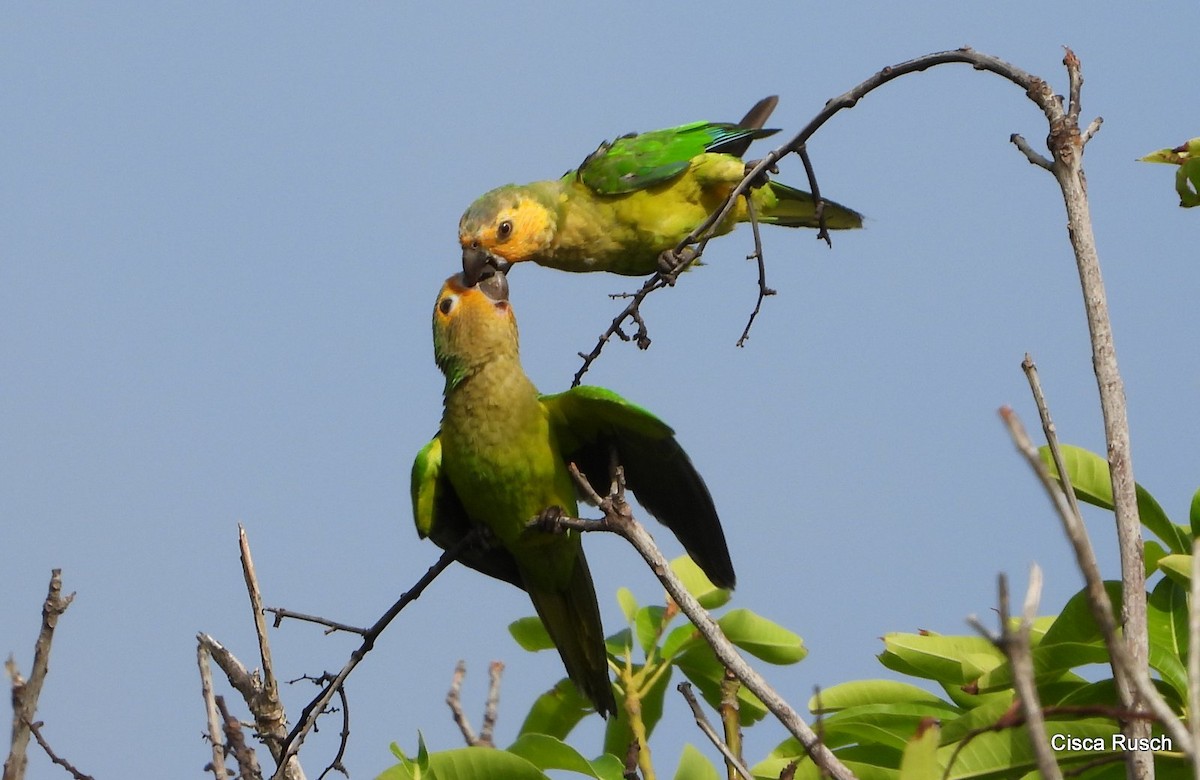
[412,272,735,716]
[460,96,862,283]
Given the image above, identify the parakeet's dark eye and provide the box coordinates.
[438,296,455,315]
[497,220,513,240]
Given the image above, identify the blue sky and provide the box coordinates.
[4,4,1199,778]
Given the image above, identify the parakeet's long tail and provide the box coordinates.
[525,554,616,717]
[758,181,864,231]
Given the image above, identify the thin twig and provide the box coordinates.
[446,661,478,745]
[561,464,856,780]
[998,406,1191,754]
[677,683,754,780]
[265,608,368,637]
[735,194,775,348]
[198,644,227,780]
[23,722,92,780]
[1000,567,1062,780]
[271,537,474,780]
[314,683,350,780]
[481,661,503,747]
[795,146,831,247]
[1011,134,1054,170]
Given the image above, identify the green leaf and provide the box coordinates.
[717,609,806,665]
[507,733,616,778]
[616,587,638,624]
[1178,158,1200,207]
[670,555,731,609]
[379,744,549,772]
[944,718,1120,778]
[937,693,1014,744]
[1190,487,1200,539]
[809,679,955,714]
[818,702,963,752]
[974,641,1111,691]
[661,623,700,661]
[634,606,667,657]
[1147,576,1189,699]
[510,616,554,652]
[878,633,1004,685]
[604,627,634,658]
[518,679,592,739]
[1146,539,1168,578]
[674,643,768,725]
[1159,554,1192,588]
[1040,581,1122,647]
[672,744,720,780]
[898,721,940,780]
[1039,444,1189,552]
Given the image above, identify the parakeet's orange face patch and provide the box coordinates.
[435,276,513,332]
[459,188,556,264]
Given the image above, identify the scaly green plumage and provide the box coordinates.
[413,272,735,716]
[459,96,863,280]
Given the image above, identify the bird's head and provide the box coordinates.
[432,270,517,389]
[459,185,558,285]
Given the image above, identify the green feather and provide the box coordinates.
[543,387,735,589]
[578,121,780,196]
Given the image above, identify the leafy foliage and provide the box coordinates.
[380,445,1197,779]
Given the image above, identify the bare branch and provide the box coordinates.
[998,568,1062,780]
[198,644,227,780]
[677,683,753,780]
[1010,134,1053,170]
[446,661,478,746]
[23,722,92,780]
[4,569,74,780]
[313,682,349,780]
[1018,51,1148,774]
[481,661,503,747]
[265,608,367,637]
[735,193,775,348]
[271,537,473,779]
[998,406,1191,754]
[217,695,263,780]
[545,470,857,780]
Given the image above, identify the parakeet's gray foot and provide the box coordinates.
[743,159,779,188]
[657,246,698,282]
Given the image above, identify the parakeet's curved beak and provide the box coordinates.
[477,268,509,303]
[462,246,511,287]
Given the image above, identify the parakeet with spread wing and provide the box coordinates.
[411,272,734,716]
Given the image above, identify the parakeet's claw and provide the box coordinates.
[461,246,511,287]
[527,505,569,535]
[657,246,697,282]
[743,159,778,188]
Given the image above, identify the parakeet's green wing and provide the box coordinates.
[578,121,778,196]
[542,386,735,588]
[411,436,524,588]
